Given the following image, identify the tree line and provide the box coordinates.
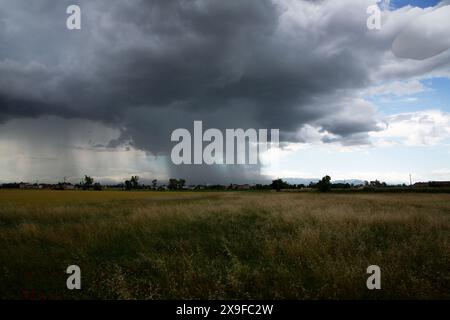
[3,174,401,193]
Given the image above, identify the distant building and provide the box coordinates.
[230,184,251,190]
[19,183,41,189]
[63,184,75,190]
[53,183,76,190]
[413,182,429,188]
[429,181,450,188]
[413,181,450,188]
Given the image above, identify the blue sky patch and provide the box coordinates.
[390,0,442,9]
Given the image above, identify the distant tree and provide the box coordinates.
[168,179,179,190]
[370,180,387,188]
[82,175,94,190]
[152,179,158,189]
[331,183,351,189]
[166,178,186,190]
[317,175,332,192]
[93,183,103,191]
[271,179,288,192]
[124,180,132,191]
[130,176,140,189]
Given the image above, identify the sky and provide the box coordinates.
[391,0,441,8]
[0,0,449,184]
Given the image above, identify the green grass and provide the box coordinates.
[0,190,449,299]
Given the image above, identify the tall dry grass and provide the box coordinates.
[0,190,449,299]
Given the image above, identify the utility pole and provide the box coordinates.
[409,174,412,186]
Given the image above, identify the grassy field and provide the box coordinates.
[0,190,449,299]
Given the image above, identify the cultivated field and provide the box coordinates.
[0,190,449,299]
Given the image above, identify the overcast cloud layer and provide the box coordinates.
[1,0,450,183]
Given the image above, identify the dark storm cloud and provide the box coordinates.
[0,0,371,137]
[1,0,449,182]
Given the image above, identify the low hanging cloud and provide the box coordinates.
[0,0,449,182]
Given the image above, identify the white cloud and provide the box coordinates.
[364,79,427,96]
[392,5,450,60]
[296,124,331,144]
[371,110,450,146]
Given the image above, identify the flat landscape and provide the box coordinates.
[0,190,449,299]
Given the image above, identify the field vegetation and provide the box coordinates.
[0,190,449,299]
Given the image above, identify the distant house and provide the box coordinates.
[413,182,429,188]
[53,183,76,190]
[230,184,251,190]
[429,181,450,188]
[39,184,53,190]
[413,181,450,188]
[19,183,41,189]
[63,184,75,190]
